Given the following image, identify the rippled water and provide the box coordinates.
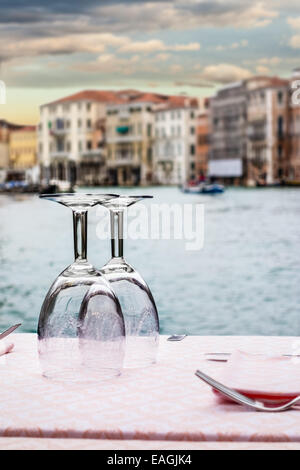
[0,187,300,336]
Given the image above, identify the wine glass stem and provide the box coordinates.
[110,210,124,258]
[73,210,87,261]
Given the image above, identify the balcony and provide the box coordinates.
[247,126,266,142]
[50,119,69,136]
[157,154,176,163]
[108,153,136,167]
[106,134,142,144]
[80,149,104,163]
[49,150,70,159]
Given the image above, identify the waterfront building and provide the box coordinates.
[288,68,300,184]
[38,90,121,186]
[9,126,39,183]
[153,97,199,185]
[196,98,211,181]
[246,77,289,186]
[210,77,290,185]
[209,81,247,185]
[106,91,193,186]
[106,93,158,186]
[0,120,22,182]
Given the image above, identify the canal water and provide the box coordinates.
[0,186,299,336]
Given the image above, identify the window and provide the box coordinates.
[190,127,195,135]
[87,119,91,129]
[147,146,152,163]
[278,116,284,137]
[190,144,195,155]
[78,141,82,152]
[190,111,195,119]
[87,140,92,150]
[147,124,152,137]
[86,102,91,111]
[278,91,283,105]
[78,119,82,128]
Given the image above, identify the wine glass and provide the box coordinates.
[38,193,125,383]
[98,195,159,368]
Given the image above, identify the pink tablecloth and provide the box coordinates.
[0,334,300,446]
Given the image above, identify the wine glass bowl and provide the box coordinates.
[99,195,160,368]
[38,193,125,383]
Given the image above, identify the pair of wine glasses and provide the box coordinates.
[38,193,159,383]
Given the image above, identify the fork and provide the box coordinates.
[0,324,21,341]
[195,369,300,412]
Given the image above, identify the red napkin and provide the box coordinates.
[215,350,300,405]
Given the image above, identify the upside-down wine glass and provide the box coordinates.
[98,195,159,368]
[38,193,125,383]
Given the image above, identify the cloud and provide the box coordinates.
[287,16,300,48]
[0,1,279,41]
[289,35,300,48]
[118,40,200,53]
[0,31,200,62]
[216,39,249,51]
[258,56,281,65]
[287,16,300,29]
[1,33,129,61]
[169,64,184,74]
[256,65,270,74]
[201,63,252,83]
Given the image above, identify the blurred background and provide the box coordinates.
[0,1,300,335]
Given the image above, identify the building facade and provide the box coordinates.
[0,120,22,182]
[9,126,39,183]
[196,98,210,181]
[106,98,155,186]
[210,81,247,185]
[210,77,291,186]
[38,91,121,186]
[153,98,199,185]
[288,69,300,183]
[246,77,289,186]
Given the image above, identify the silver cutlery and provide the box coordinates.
[195,369,300,412]
[0,324,21,341]
[167,334,187,342]
[205,352,300,362]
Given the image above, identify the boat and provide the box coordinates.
[182,182,225,194]
[39,179,76,195]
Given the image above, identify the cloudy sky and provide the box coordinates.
[1,0,300,123]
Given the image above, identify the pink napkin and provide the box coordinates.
[0,342,14,357]
[216,350,300,405]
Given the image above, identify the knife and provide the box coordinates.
[0,323,21,341]
[205,352,300,362]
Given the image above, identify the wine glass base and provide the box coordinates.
[124,359,157,369]
[41,369,122,384]
[123,336,159,369]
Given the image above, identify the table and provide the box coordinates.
[0,334,300,450]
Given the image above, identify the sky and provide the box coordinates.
[0,0,300,124]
